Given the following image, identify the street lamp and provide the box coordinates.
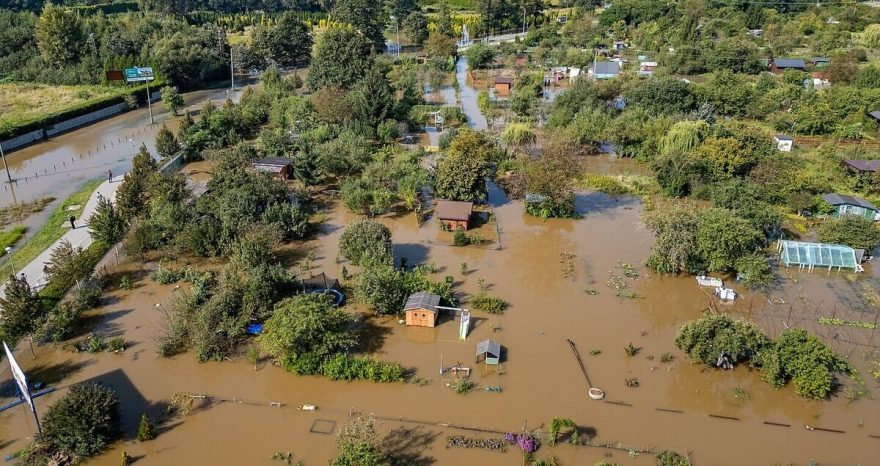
[5,246,15,276]
[0,139,12,183]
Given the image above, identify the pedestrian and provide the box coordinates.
[108,169,113,183]
[69,215,76,229]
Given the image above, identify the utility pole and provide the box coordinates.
[230,44,235,91]
[0,140,12,183]
[145,80,154,125]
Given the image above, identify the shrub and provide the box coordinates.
[453,229,469,246]
[757,329,852,399]
[262,202,310,240]
[818,216,880,250]
[72,278,102,310]
[137,414,155,441]
[287,353,407,382]
[675,313,769,366]
[39,301,82,343]
[656,450,690,466]
[107,337,125,353]
[469,292,508,314]
[734,253,774,288]
[36,383,120,458]
[339,220,393,266]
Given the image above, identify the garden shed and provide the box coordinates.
[771,58,806,73]
[436,199,473,231]
[251,157,293,180]
[773,134,793,152]
[404,291,440,328]
[821,193,878,220]
[777,240,864,272]
[843,159,879,174]
[476,339,501,365]
[592,61,620,80]
[494,76,514,95]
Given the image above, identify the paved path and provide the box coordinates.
[2,175,123,296]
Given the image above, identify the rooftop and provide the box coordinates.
[778,240,863,272]
[404,291,441,313]
[844,159,880,172]
[774,134,793,141]
[774,58,806,69]
[494,76,514,84]
[869,110,880,121]
[435,199,473,222]
[594,61,620,76]
[821,193,877,210]
[252,157,293,167]
[476,339,501,357]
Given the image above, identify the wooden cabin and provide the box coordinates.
[494,76,514,95]
[403,291,440,327]
[476,339,501,365]
[436,199,473,231]
[251,157,293,180]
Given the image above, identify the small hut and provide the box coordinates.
[404,291,440,327]
[436,199,473,231]
[476,339,501,365]
[494,76,514,95]
[251,157,293,180]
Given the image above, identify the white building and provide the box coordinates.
[774,134,794,152]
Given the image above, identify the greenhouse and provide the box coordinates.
[777,240,864,272]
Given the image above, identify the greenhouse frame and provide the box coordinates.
[777,240,864,272]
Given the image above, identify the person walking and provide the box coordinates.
[108,169,113,183]
[69,215,76,229]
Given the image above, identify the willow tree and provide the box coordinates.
[501,123,537,152]
[659,120,707,155]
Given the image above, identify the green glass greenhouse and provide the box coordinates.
[777,240,864,272]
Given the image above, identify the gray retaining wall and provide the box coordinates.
[159,153,184,175]
[0,128,46,152]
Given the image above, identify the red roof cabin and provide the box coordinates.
[436,199,473,231]
[251,157,293,180]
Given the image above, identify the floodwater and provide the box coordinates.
[0,82,252,235]
[2,64,880,466]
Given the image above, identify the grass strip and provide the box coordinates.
[0,179,101,279]
[0,226,27,251]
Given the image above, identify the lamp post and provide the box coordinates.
[0,140,12,183]
[5,246,15,276]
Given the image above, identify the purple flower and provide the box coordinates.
[504,432,517,444]
[517,434,537,453]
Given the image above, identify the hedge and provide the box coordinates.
[0,82,159,141]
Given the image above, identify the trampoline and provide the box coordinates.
[307,288,346,307]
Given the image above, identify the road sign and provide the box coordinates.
[124,67,154,83]
[3,341,32,410]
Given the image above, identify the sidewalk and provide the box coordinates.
[4,175,124,294]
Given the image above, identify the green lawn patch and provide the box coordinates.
[0,226,27,251]
[0,179,101,279]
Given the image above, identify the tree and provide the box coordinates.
[331,416,387,466]
[251,13,312,68]
[424,30,457,58]
[818,216,880,250]
[734,253,774,288]
[351,66,394,130]
[137,413,155,441]
[35,3,83,67]
[339,219,393,266]
[308,27,372,90]
[0,275,41,343]
[333,0,387,51]
[258,294,358,362]
[401,10,428,45]
[675,313,769,366]
[501,123,537,151]
[160,86,184,116]
[465,43,495,69]
[826,51,859,84]
[37,383,121,458]
[153,30,226,88]
[356,263,410,314]
[624,76,695,115]
[695,208,763,272]
[434,150,490,202]
[643,202,702,274]
[43,240,92,291]
[758,329,851,399]
[89,196,125,248]
[155,125,181,160]
[116,145,157,221]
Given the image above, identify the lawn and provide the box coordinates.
[0,179,102,279]
[0,83,132,132]
[0,226,27,252]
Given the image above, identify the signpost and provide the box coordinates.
[124,67,155,125]
[3,341,41,433]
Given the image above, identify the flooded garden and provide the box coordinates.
[2,57,879,466]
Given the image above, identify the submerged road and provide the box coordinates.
[0,82,249,241]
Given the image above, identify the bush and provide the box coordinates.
[656,450,691,466]
[818,216,880,250]
[757,329,852,399]
[339,220,393,266]
[675,313,769,366]
[453,229,469,246]
[39,301,82,343]
[137,414,155,441]
[735,253,774,288]
[469,292,508,314]
[36,383,121,459]
[72,278,102,310]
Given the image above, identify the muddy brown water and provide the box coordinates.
[2,188,879,466]
[3,64,880,465]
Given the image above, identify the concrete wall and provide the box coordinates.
[159,153,184,175]
[0,128,46,152]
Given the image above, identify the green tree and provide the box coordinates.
[43,240,92,291]
[161,86,184,116]
[758,329,851,399]
[624,76,695,115]
[333,0,387,51]
[465,43,495,69]
[137,413,155,441]
[35,3,83,67]
[37,383,121,458]
[308,27,372,90]
[331,416,387,466]
[0,275,42,344]
[251,13,312,68]
[89,197,125,246]
[356,263,410,314]
[153,30,226,88]
[734,253,774,288]
[675,313,769,366]
[401,10,428,45]
[818,216,880,250]
[155,125,181,160]
[424,30,457,58]
[258,294,358,362]
[434,150,490,202]
[116,145,158,221]
[643,202,702,274]
[352,66,394,130]
[339,219,394,266]
[696,208,764,272]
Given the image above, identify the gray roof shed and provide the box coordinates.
[594,61,620,76]
[869,111,880,122]
[404,292,441,314]
[774,58,806,69]
[844,159,880,173]
[822,193,877,210]
[476,339,501,358]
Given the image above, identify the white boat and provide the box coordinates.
[588,388,605,400]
